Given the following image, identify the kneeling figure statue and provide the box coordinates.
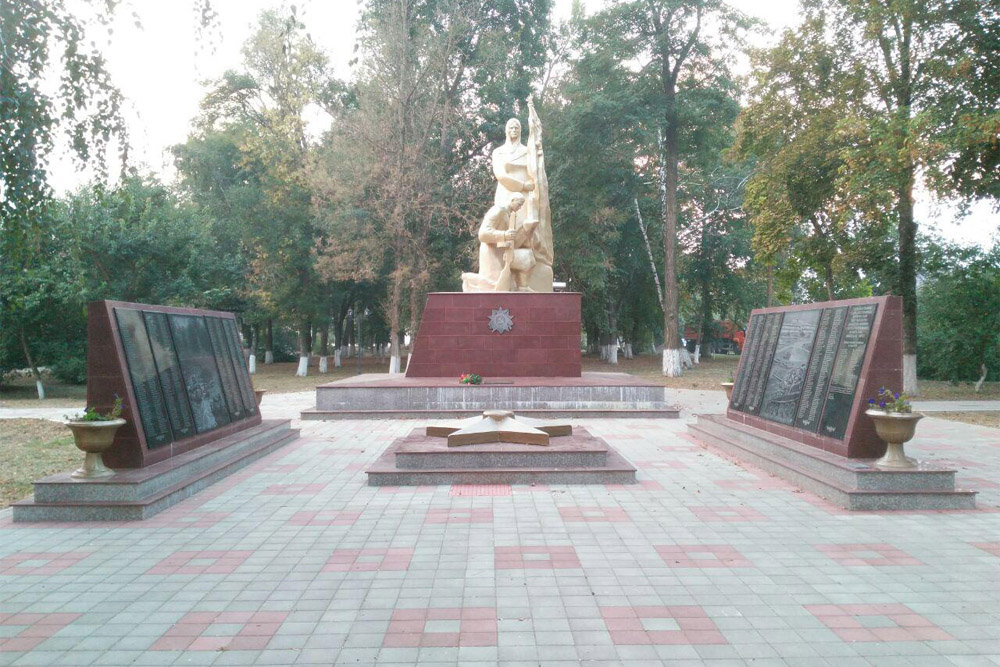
[461,99,553,293]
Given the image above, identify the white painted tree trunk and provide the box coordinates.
[334,350,342,367]
[693,344,701,365]
[319,356,328,373]
[248,354,257,374]
[624,343,633,359]
[389,355,401,374]
[975,363,987,393]
[264,351,274,364]
[604,344,618,365]
[662,348,683,377]
[36,379,46,400]
[295,356,309,377]
[681,348,694,369]
[903,354,918,396]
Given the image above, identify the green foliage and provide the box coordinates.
[917,239,1000,382]
[65,176,242,308]
[72,395,124,422]
[459,373,482,385]
[0,0,127,262]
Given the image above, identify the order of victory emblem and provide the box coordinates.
[488,307,515,334]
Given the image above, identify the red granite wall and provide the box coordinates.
[405,293,582,378]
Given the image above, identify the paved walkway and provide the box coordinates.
[2,401,1000,665]
[912,400,1000,413]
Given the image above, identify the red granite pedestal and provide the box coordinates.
[405,292,581,378]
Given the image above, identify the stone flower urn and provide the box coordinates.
[66,419,125,479]
[721,382,735,401]
[866,410,923,469]
[254,389,266,406]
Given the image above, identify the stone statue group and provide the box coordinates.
[461,99,554,293]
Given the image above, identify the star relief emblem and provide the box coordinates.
[488,307,514,334]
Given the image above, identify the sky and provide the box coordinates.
[48,0,997,248]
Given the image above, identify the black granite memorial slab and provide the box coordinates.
[818,303,878,440]
[143,311,196,441]
[794,307,848,432]
[114,308,172,448]
[759,308,822,425]
[168,314,233,433]
[744,312,784,414]
[731,315,763,411]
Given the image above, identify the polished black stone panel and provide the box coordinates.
[759,308,822,425]
[205,316,244,421]
[168,314,232,433]
[818,304,878,440]
[794,307,848,432]
[731,314,764,411]
[114,309,172,448]
[222,318,257,415]
[745,312,784,414]
[143,311,195,442]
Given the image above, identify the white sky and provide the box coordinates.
[48,0,998,248]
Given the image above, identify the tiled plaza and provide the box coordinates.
[2,411,1000,665]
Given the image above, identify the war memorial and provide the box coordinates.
[3,101,999,666]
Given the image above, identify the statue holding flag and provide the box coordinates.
[461,99,554,293]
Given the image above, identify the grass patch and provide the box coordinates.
[915,381,1000,401]
[0,374,87,408]
[929,411,1000,430]
[0,419,80,508]
[582,353,741,390]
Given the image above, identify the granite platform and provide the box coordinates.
[688,414,976,511]
[304,372,680,420]
[12,420,298,522]
[366,426,637,486]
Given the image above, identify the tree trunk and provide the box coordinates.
[295,321,311,377]
[635,198,664,309]
[19,328,45,400]
[660,114,682,377]
[264,319,274,365]
[388,271,404,374]
[318,324,329,373]
[248,325,258,374]
[766,265,774,307]
[899,170,919,395]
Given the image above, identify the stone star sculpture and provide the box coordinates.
[426,410,572,447]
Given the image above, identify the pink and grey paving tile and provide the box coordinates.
[1,415,1000,665]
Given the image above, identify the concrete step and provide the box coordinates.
[396,446,608,470]
[367,427,636,486]
[688,416,975,511]
[693,415,956,491]
[302,408,680,420]
[13,421,298,522]
[368,448,636,486]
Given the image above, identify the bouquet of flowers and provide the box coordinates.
[459,373,483,385]
[867,387,911,414]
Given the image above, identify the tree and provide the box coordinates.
[734,15,891,303]
[917,238,1000,390]
[189,8,331,376]
[584,0,751,376]
[807,0,1000,393]
[0,0,128,262]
